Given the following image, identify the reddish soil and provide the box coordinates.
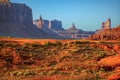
[0,38,120,80]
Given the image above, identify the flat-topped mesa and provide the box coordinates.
[49,19,64,31]
[0,1,44,38]
[0,2,33,26]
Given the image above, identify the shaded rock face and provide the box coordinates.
[33,17,64,31]
[56,23,95,39]
[67,23,77,31]
[33,16,64,39]
[49,20,64,31]
[57,23,95,39]
[0,2,62,39]
[0,3,33,26]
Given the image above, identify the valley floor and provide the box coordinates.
[0,38,120,80]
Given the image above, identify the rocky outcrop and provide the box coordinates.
[96,18,111,34]
[56,23,95,39]
[33,16,63,38]
[102,18,111,30]
[67,23,77,31]
[89,18,120,40]
[49,20,64,31]
[90,25,120,40]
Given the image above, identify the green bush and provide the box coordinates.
[44,42,53,46]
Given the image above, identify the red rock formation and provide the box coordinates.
[90,18,120,40]
[102,18,111,30]
[0,1,63,39]
[90,25,120,40]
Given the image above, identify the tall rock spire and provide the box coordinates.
[68,23,77,31]
[37,15,43,28]
[39,15,43,22]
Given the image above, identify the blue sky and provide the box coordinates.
[11,0,120,31]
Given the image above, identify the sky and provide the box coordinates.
[10,0,120,31]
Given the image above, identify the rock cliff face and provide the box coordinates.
[0,2,62,38]
[49,20,64,31]
[0,3,33,26]
[33,16,63,39]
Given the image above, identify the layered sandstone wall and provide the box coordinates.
[0,2,33,26]
[0,2,53,38]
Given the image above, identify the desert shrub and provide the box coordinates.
[23,61,35,65]
[99,66,114,72]
[22,43,29,48]
[44,42,53,46]
[96,52,107,60]
[99,68,105,72]
[48,61,57,66]
[73,41,81,44]
[40,71,47,76]
[23,70,36,76]
[0,43,3,46]
[12,70,36,76]
[55,41,62,45]
[12,71,23,76]
[74,48,81,53]
[31,43,40,48]
[48,69,59,76]
[4,42,12,47]
[72,69,80,75]
[4,56,13,63]
[21,43,30,51]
